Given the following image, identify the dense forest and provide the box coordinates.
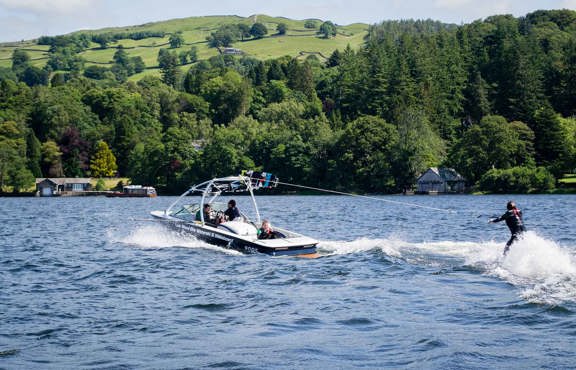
[1,10,575,194]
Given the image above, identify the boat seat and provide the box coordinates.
[218,221,258,236]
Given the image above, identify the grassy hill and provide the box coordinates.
[0,15,369,79]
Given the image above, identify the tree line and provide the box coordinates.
[206,20,337,48]
[1,10,575,194]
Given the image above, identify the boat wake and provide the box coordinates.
[114,225,576,304]
[319,231,576,305]
[112,224,243,256]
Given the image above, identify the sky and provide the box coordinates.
[1,0,576,42]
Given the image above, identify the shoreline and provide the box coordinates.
[3,189,576,197]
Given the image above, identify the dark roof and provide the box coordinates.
[417,168,465,182]
[437,168,465,181]
[36,178,92,185]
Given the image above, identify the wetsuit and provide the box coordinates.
[258,228,275,239]
[492,208,526,254]
[224,206,240,221]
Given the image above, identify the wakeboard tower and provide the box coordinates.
[150,171,319,257]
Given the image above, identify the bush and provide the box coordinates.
[304,20,317,29]
[84,65,109,80]
[95,178,106,191]
[479,166,555,193]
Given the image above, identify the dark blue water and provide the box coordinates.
[1,195,575,369]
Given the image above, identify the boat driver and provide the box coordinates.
[196,204,217,224]
[224,199,240,221]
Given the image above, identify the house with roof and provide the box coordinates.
[416,168,466,194]
[36,178,92,196]
[222,47,243,55]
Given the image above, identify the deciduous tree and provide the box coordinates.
[41,140,64,177]
[169,32,184,49]
[276,23,287,35]
[200,70,252,124]
[158,49,180,87]
[11,49,30,76]
[448,115,530,184]
[250,23,268,39]
[332,115,398,192]
[0,121,34,192]
[90,140,117,177]
[392,108,446,190]
[319,21,337,39]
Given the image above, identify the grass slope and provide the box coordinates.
[0,15,369,79]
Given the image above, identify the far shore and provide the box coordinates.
[2,188,576,198]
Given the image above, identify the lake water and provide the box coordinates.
[1,194,575,369]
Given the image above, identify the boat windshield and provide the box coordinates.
[172,204,199,221]
[172,202,229,221]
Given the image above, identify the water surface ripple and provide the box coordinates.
[1,195,575,368]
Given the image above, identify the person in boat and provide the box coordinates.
[224,199,240,221]
[257,219,276,239]
[489,200,526,255]
[196,204,217,224]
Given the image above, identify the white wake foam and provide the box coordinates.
[114,225,576,304]
[319,232,576,305]
[113,224,243,256]
[318,237,403,257]
[488,232,576,304]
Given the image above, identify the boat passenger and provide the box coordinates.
[257,219,276,239]
[196,204,217,224]
[224,199,241,221]
[489,200,526,255]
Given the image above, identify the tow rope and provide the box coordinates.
[276,181,454,213]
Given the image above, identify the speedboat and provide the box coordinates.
[150,172,319,257]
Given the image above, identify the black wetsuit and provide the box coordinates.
[493,208,526,254]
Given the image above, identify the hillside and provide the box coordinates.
[0,14,369,79]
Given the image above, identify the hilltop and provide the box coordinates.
[0,14,369,80]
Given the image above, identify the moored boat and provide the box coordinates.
[107,185,157,198]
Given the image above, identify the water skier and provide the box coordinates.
[489,200,526,255]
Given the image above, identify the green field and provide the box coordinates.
[0,15,368,77]
[559,174,576,184]
[0,42,50,69]
[91,177,130,190]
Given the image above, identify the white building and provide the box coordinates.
[35,178,92,196]
[416,168,466,194]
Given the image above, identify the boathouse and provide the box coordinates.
[416,168,466,194]
[36,178,92,196]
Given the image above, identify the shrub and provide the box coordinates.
[304,20,317,29]
[95,178,106,191]
[479,166,555,193]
